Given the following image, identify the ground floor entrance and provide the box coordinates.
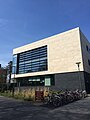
[16,74,55,87]
[14,71,90,94]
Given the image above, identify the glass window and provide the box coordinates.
[12,55,18,74]
[86,45,88,51]
[88,59,90,66]
[13,55,17,64]
[18,45,48,74]
[45,77,51,86]
[86,45,90,53]
[17,75,54,86]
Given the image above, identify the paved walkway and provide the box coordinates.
[0,96,90,120]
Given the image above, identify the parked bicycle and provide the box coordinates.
[44,89,87,107]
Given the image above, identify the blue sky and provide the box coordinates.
[0,0,90,67]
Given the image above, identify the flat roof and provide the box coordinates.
[13,27,80,54]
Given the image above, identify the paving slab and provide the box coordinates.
[0,96,90,120]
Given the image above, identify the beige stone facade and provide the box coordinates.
[11,27,90,93]
[12,27,87,78]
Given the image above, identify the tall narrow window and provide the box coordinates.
[12,55,17,74]
[88,59,90,66]
[86,45,88,51]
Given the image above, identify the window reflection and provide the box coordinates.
[12,55,17,74]
[17,75,54,86]
[18,45,48,74]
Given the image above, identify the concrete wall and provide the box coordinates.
[12,27,84,79]
[50,72,85,91]
[84,72,90,93]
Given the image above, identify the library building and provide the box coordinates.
[11,27,90,93]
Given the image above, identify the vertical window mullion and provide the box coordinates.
[18,45,47,74]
